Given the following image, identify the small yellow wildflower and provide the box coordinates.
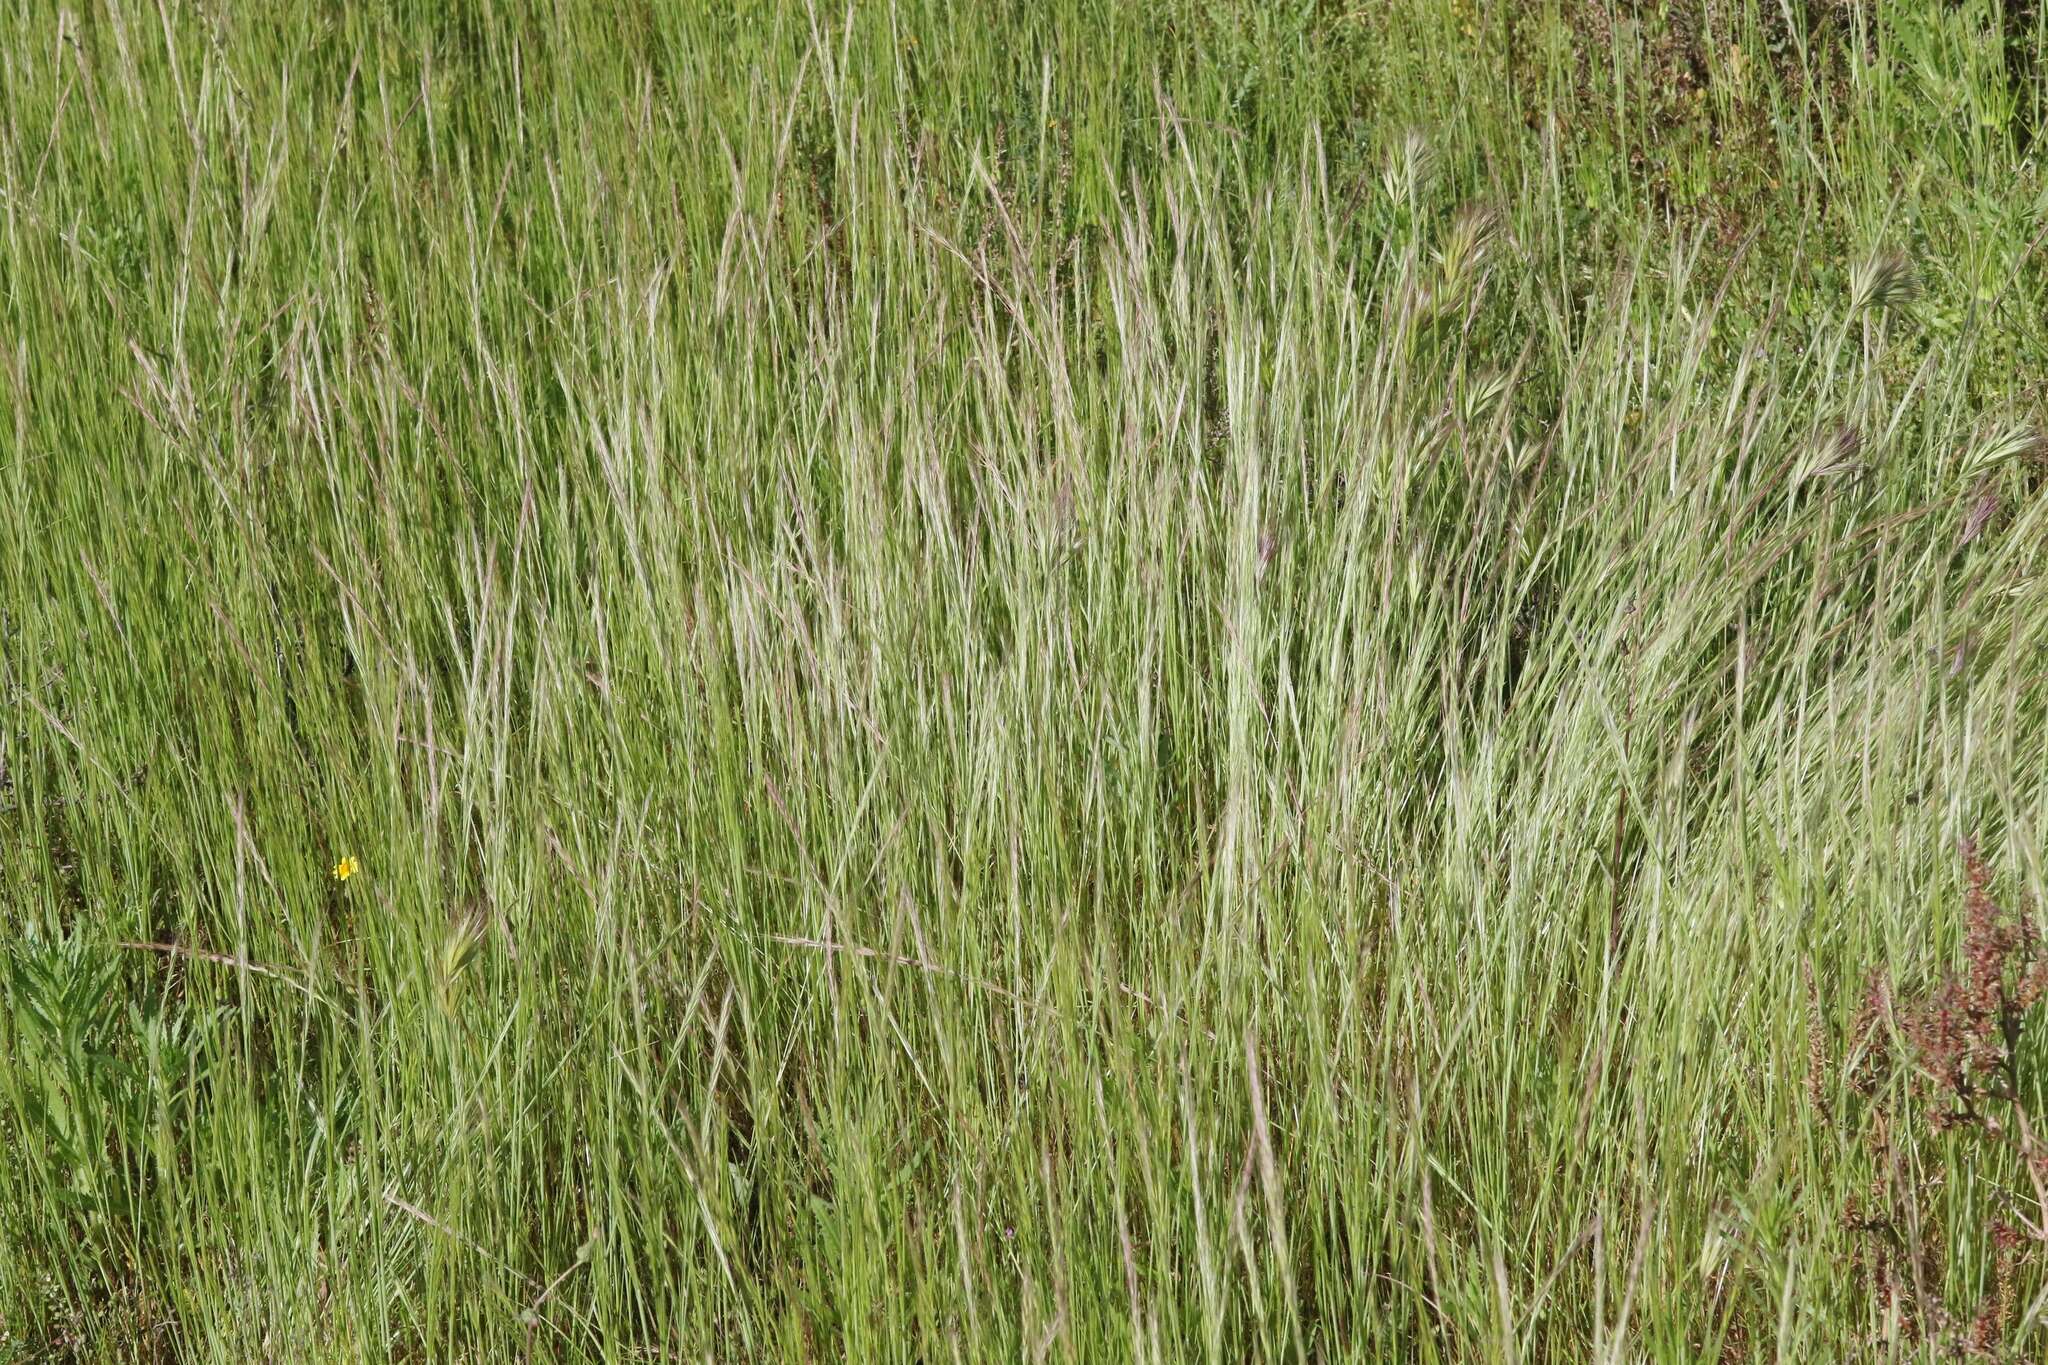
[333,855,359,882]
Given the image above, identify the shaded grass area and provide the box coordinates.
[3,1,2048,1359]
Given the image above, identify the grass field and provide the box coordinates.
[5,1,2048,1359]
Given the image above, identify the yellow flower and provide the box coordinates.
[332,855,359,882]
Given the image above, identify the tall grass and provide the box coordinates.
[3,1,2047,1359]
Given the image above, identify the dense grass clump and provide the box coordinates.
[4,1,2048,1359]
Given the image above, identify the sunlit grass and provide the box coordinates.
[3,2,2047,1360]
